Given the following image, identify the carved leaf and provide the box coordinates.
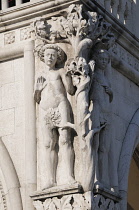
[61,195,73,210]
[73,194,85,210]
[114,203,120,210]
[103,198,110,208]
[48,202,57,210]
[84,191,91,209]
[43,199,52,210]
[33,201,44,210]
[52,197,61,209]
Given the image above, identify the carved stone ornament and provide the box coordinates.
[33,192,120,210]
[20,27,31,41]
[32,2,120,209]
[4,32,15,45]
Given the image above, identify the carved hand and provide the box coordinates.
[34,76,46,104]
[35,76,46,91]
[104,86,113,102]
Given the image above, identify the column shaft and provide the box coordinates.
[24,40,36,210]
[16,0,22,6]
[1,0,8,10]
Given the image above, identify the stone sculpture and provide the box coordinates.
[32,4,124,210]
[92,49,113,189]
[34,44,76,189]
[32,4,120,209]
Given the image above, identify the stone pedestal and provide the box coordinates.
[31,184,121,210]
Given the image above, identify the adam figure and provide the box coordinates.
[34,44,76,189]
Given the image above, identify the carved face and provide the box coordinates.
[96,53,109,70]
[36,20,46,38]
[44,48,58,68]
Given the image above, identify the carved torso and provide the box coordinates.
[39,69,67,111]
[92,70,111,124]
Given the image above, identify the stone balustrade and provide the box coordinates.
[98,0,134,27]
[0,0,137,34]
[0,0,34,10]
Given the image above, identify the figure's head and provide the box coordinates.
[34,18,47,38]
[95,49,110,70]
[41,44,66,67]
[44,48,58,68]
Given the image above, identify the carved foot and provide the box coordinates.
[42,182,56,191]
[67,176,77,185]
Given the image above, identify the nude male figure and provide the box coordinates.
[34,45,76,189]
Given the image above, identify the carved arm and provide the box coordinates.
[34,76,46,104]
[103,86,113,103]
[61,69,76,96]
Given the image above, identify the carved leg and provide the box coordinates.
[91,102,101,187]
[99,127,111,188]
[41,122,58,189]
[57,101,75,185]
[57,128,75,185]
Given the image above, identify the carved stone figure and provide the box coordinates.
[32,3,116,197]
[34,44,76,189]
[92,49,114,189]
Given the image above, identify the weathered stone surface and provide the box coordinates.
[0,61,14,85]
[2,82,24,109]
[0,109,14,136]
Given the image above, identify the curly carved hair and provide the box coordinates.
[93,49,110,63]
[39,44,66,65]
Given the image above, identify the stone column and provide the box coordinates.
[24,40,37,210]
[16,0,22,6]
[1,0,8,10]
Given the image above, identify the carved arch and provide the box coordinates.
[0,138,23,210]
[118,108,139,209]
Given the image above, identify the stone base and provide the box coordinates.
[30,183,83,200]
[31,184,121,210]
[94,185,121,202]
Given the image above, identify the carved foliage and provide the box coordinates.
[92,195,120,210]
[33,193,120,210]
[4,32,15,45]
[32,4,114,58]
[20,27,31,40]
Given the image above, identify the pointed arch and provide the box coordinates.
[118,108,139,209]
[0,138,23,210]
